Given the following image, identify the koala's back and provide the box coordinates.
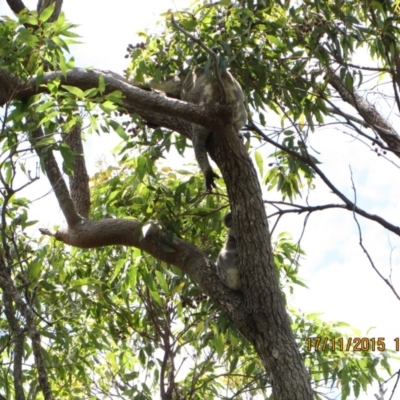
[181,69,247,132]
[217,242,241,291]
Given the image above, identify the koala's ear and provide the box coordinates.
[224,212,232,228]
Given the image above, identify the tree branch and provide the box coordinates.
[250,121,400,237]
[0,68,232,138]
[327,68,400,156]
[63,122,91,219]
[6,0,63,26]
[349,170,400,301]
[0,269,54,400]
[265,200,347,219]
[326,106,370,128]
[39,217,257,338]
[0,269,25,400]
[30,126,82,227]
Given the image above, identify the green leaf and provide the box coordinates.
[100,100,118,114]
[254,150,263,176]
[128,263,138,289]
[28,259,42,280]
[214,332,225,358]
[39,3,56,22]
[59,53,68,76]
[62,85,85,98]
[267,35,285,48]
[35,136,56,147]
[19,15,38,26]
[109,120,129,140]
[155,270,170,296]
[99,74,106,93]
[59,142,75,172]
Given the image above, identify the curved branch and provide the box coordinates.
[0,68,232,137]
[39,217,255,334]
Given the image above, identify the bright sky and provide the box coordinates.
[1,1,400,398]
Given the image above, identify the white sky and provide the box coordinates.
[1,1,400,398]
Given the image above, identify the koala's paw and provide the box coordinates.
[204,169,219,192]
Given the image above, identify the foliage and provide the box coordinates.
[0,0,399,399]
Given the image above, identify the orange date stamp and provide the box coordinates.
[306,337,392,351]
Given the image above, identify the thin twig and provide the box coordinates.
[349,167,400,301]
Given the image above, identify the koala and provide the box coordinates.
[134,68,247,191]
[180,68,247,191]
[139,73,185,99]
[216,212,242,291]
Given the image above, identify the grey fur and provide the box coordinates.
[134,68,247,190]
[216,212,241,290]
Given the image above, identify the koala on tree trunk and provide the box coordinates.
[135,68,247,190]
[216,212,241,291]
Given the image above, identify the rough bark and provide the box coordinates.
[212,121,313,398]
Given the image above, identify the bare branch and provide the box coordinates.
[327,106,370,128]
[343,62,390,73]
[349,169,400,301]
[388,370,400,400]
[265,200,347,219]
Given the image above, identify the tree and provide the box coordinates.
[0,0,397,399]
